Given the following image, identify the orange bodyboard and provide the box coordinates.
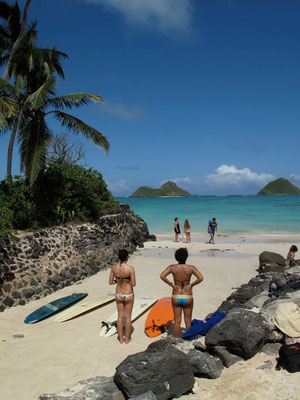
[145,297,174,338]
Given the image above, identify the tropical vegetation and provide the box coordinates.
[0,1,118,236]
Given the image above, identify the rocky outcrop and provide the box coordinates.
[114,347,194,400]
[0,205,155,311]
[259,251,285,267]
[38,376,122,400]
[205,308,271,359]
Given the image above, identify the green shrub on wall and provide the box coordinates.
[33,162,120,226]
[0,163,119,235]
[0,176,35,230]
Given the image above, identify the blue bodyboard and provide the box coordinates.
[24,293,88,324]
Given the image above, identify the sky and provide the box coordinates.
[1,0,300,196]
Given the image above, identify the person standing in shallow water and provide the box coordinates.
[160,248,203,337]
[208,217,217,244]
[174,217,180,242]
[109,249,136,344]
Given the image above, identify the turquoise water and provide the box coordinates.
[117,196,300,235]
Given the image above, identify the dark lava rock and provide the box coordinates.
[22,288,34,299]
[260,342,282,356]
[3,272,15,281]
[259,251,285,267]
[187,349,224,379]
[51,276,60,285]
[212,347,243,368]
[114,349,194,400]
[11,291,21,298]
[4,296,14,307]
[38,376,121,400]
[131,392,157,400]
[30,278,38,287]
[259,263,285,274]
[205,308,271,360]
[147,234,157,241]
[146,336,184,353]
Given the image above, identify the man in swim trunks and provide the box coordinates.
[208,217,217,244]
[160,248,203,337]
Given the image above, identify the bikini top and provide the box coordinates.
[115,276,131,280]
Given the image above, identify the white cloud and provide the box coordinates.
[85,0,194,35]
[108,179,130,195]
[289,174,300,181]
[100,101,143,120]
[205,164,274,188]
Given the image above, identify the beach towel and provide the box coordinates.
[182,311,226,341]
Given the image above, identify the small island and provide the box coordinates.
[258,178,300,195]
[130,181,191,197]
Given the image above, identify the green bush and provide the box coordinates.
[33,162,120,226]
[0,175,35,230]
[0,199,13,236]
[0,164,119,235]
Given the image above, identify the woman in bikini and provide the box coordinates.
[184,219,191,243]
[160,248,203,337]
[109,249,136,344]
[285,245,298,267]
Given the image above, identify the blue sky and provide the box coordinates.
[1,0,300,196]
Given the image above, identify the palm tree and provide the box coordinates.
[6,46,68,176]
[17,60,109,184]
[0,0,32,81]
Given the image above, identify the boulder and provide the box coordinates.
[131,392,157,400]
[205,308,271,359]
[259,251,285,267]
[38,376,121,400]
[187,349,224,379]
[212,347,243,368]
[114,349,194,400]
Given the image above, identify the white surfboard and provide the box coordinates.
[54,295,115,322]
[99,297,157,337]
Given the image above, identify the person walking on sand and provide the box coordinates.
[285,245,298,267]
[174,217,181,242]
[184,219,191,243]
[160,248,203,337]
[208,217,217,244]
[109,249,136,344]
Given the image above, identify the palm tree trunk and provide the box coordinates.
[2,0,32,81]
[7,120,19,176]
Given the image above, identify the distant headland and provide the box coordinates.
[130,181,191,198]
[258,178,300,195]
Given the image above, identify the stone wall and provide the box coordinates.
[0,205,155,312]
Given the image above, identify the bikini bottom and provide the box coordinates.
[115,293,134,301]
[172,294,193,306]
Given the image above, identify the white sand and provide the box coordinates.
[1,234,300,400]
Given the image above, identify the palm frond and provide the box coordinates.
[47,93,103,110]
[18,113,53,184]
[0,77,16,96]
[51,111,110,154]
[0,95,18,117]
[25,76,57,110]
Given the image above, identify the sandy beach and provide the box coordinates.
[1,233,300,400]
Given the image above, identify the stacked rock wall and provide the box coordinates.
[0,205,154,312]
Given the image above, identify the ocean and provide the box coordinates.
[117,195,300,235]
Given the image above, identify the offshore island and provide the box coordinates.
[130,181,191,197]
